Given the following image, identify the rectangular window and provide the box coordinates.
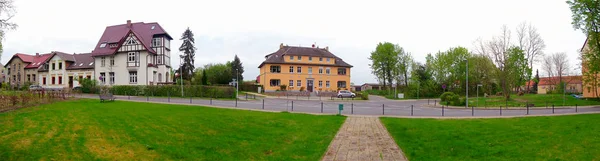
[109,72,115,84]
[289,80,294,87]
[298,56,302,60]
[337,81,347,88]
[58,76,62,84]
[338,68,347,75]
[27,74,30,82]
[297,67,302,73]
[290,56,294,60]
[110,56,115,66]
[327,58,331,62]
[43,77,46,85]
[270,79,280,86]
[59,62,62,70]
[289,66,294,73]
[319,57,323,61]
[319,67,323,74]
[297,80,302,87]
[100,72,106,84]
[32,74,36,82]
[152,38,162,47]
[129,71,138,83]
[326,68,331,74]
[319,81,323,87]
[52,63,56,70]
[309,57,312,61]
[52,77,55,84]
[158,56,163,64]
[101,57,106,67]
[270,66,281,73]
[308,67,313,74]
[326,81,330,88]
[128,52,137,62]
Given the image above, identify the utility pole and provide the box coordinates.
[180,57,183,97]
[465,59,469,108]
[236,69,239,97]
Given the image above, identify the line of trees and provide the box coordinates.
[567,0,600,98]
[369,23,556,101]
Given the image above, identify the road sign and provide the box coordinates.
[442,84,446,89]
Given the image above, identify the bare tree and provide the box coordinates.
[516,22,546,92]
[542,55,554,86]
[0,0,16,59]
[476,25,513,99]
[551,52,570,84]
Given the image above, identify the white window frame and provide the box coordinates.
[326,68,331,75]
[297,66,302,73]
[308,67,313,74]
[152,38,162,47]
[128,52,137,62]
[109,72,115,84]
[129,71,138,84]
[100,43,107,48]
[289,66,294,73]
[298,56,302,61]
[110,56,115,66]
[326,81,330,88]
[289,80,294,87]
[290,55,294,60]
[100,72,106,84]
[319,81,323,87]
[319,67,323,74]
[327,58,331,62]
[125,38,137,45]
[101,57,106,67]
[297,80,302,87]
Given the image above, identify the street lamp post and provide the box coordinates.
[477,84,482,107]
[236,69,239,97]
[465,59,469,108]
[179,57,183,97]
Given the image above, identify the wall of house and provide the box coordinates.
[24,68,38,84]
[283,54,337,65]
[94,51,163,86]
[39,56,68,88]
[259,63,351,92]
[538,83,582,94]
[6,58,26,87]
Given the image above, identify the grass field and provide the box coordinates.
[381,114,600,161]
[466,94,600,107]
[0,99,345,160]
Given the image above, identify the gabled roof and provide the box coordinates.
[4,53,54,69]
[91,21,172,57]
[258,45,353,68]
[526,76,582,86]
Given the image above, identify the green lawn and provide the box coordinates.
[0,99,345,160]
[381,114,600,161]
[466,94,600,107]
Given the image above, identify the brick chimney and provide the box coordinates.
[127,20,132,28]
[36,53,39,56]
[280,43,284,49]
[312,44,315,48]
[325,46,329,51]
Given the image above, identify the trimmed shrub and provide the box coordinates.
[357,92,369,100]
[110,85,236,98]
[440,92,456,102]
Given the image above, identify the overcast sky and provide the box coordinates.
[1,0,585,84]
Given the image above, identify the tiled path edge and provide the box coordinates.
[322,117,407,161]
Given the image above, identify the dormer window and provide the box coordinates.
[100,43,107,48]
[109,43,118,48]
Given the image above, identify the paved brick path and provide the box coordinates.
[322,117,406,161]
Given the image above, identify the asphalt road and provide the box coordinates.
[78,94,600,117]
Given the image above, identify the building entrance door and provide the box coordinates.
[307,80,314,92]
[68,76,73,88]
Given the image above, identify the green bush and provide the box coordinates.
[357,92,369,100]
[365,89,390,96]
[440,92,456,102]
[110,85,236,98]
[79,78,98,94]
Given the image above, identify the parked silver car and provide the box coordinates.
[337,90,356,98]
[29,85,43,91]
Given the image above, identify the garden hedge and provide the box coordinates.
[109,85,236,98]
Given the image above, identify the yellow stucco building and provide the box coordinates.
[258,44,352,92]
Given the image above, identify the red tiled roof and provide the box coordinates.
[527,76,582,86]
[7,53,54,69]
[91,21,172,57]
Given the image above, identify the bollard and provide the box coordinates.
[291,101,294,111]
[500,106,502,116]
[351,103,354,114]
[576,104,578,113]
[442,104,445,116]
[235,97,238,107]
[471,106,474,116]
[128,92,130,100]
[147,95,149,101]
[190,95,192,104]
[527,104,529,115]
[428,99,430,105]
[382,104,385,115]
[262,99,265,109]
[411,105,414,116]
[552,104,555,114]
[210,97,213,105]
[245,93,248,100]
[434,100,437,106]
[321,102,324,113]
[168,92,170,102]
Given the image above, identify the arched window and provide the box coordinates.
[166,72,170,82]
[158,73,162,82]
